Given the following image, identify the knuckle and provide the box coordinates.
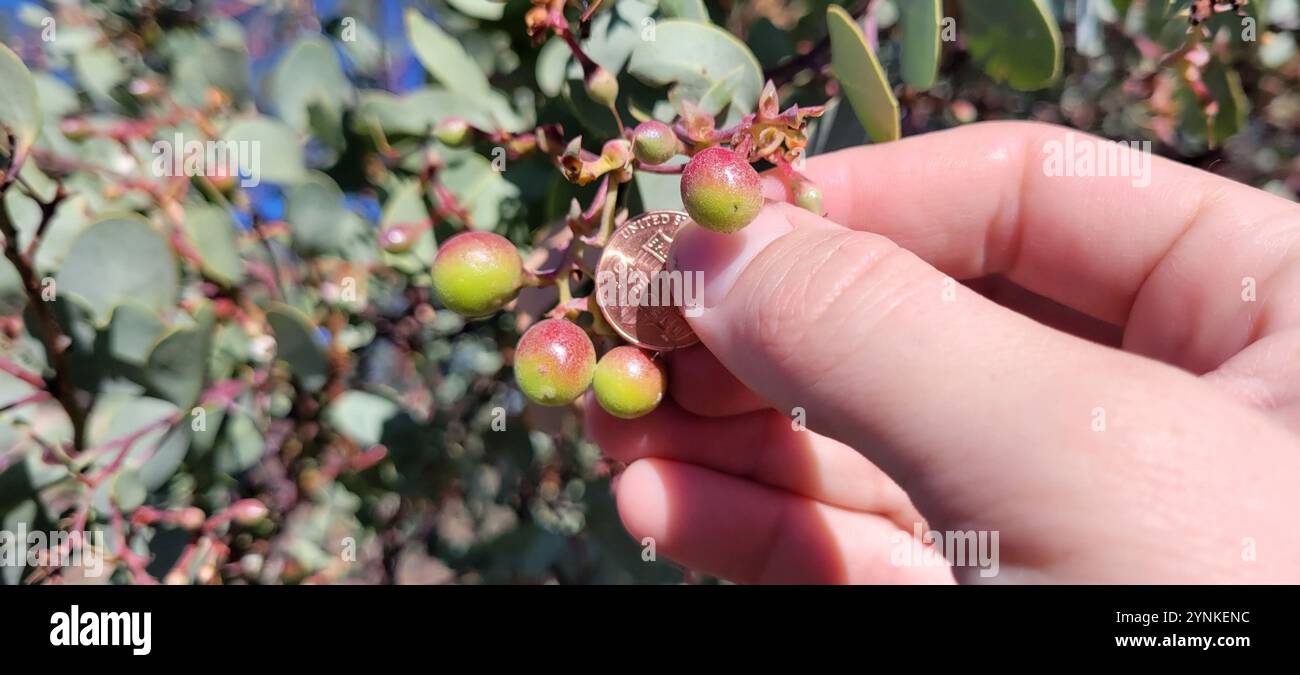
[743,228,916,368]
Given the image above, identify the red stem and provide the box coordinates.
[0,357,46,388]
[638,162,684,174]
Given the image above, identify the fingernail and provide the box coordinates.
[669,205,793,309]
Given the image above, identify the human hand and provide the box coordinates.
[586,121,1300,584]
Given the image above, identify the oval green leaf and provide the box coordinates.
[826,5,900,143]
[406,9,491,96]
[962,0,1063,91]
[269,36,352,134]
[0,43,41,163]
[899,0,943,90]
[447,0,506,20]
[222,116,306,185]
[56,215,179,325]
[85,393,188,491]
[107,302,166,366]
[627,20,763,119]
[266,303,330,390]
[146,322,212,408]
[112,469,146,511]
[658,0,710,21]
[215,411,264,475]
[183,204,245,286]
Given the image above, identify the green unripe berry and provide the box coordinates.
[592,346,666,419]
[793,179,824,215]
[680,146,763,234]
[515,319,596,406]
[632,120,679,165]
[431,231,523,318]
[434,117,472,147]
[585,67,619,108]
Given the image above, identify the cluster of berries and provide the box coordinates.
[427,119,796,418]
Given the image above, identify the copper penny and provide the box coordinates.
[594,210,700,352]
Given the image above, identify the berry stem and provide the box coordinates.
[637,162,684,174]
[609,103,625,136]
[595,180,619,246]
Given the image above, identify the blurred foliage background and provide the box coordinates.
[0,0,1296,584]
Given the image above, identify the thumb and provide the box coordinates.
[668,202,1171,523]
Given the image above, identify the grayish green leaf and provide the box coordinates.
[183,204,244,286]
[222,116,307,185]
[107,302,166,366]
[658,0,709,21]
[899,0,943,90]
[826,5,900,143]
[214,411,263,475]
[0,43,41,160]
[447,0,507,20]
[56,215,180,325]
[267,303,330,390]
[268,37,352,135]
[627,20,763,119]
[406,8,491,96]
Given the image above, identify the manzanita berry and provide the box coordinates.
[431,231,523,318]
[514,319,596,406]
[680,146,763,233]
[632,120,678,165]
[592,346,666,419]
[793,179,825,215]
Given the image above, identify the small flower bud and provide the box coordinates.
[229,499,269,526]
[178,507,207,531]
[584,66,619,108]
[433,117,472,147]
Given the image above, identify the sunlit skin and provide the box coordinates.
[591,122,1300,584]
[680,146,763,234]
[632,120,679,166]
[515,319,596,406]
[430,231,522,318]
[593,346,666,419]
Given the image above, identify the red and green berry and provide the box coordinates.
[592,346,666,419]
[514,319,597,406]
[430,231,523,318]
[680,146,763,234]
